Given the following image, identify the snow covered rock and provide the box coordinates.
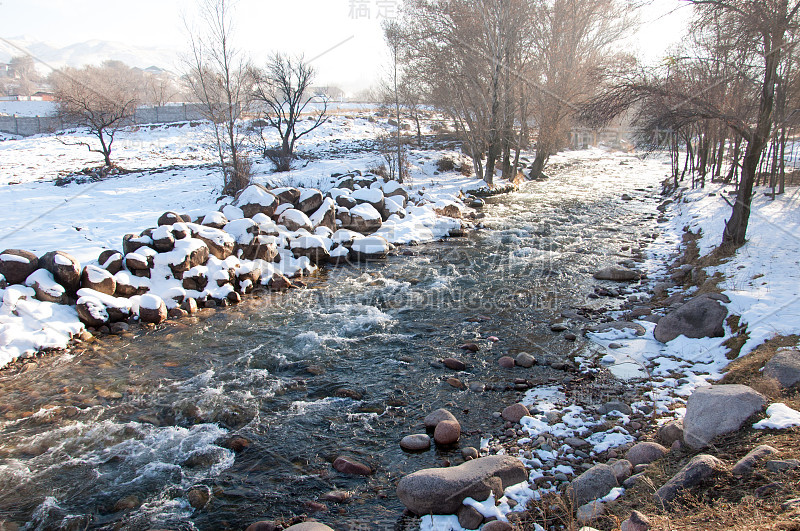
[346,204,383,234]
[297,189,324,214]
[382,180,409,201]
[182,266,209,291]
[352,187,385,212]
[189,224,235,260]
[331,229,363,248]
[224,218,261,245]
[172,222,191,240]
[654,293,729,343]
[0,249,39,285]
[273,187,301,206]
[291,236,331,264]
[114,271,149,297]
[278,209,313,232]
[138,294,167,324]
[234,184,279,218]
[76,295,109,327]
[763,349,800,388]
[122,233,153,255]
[329,245,350,264]
[80,265,116,296]
[335,194,357,209]
[157,211,190,226]
[683,384,766,448]
[77,288,132,322]
[221,204,244,221]
[98,250,123,274]
[125,252,151,278]
[235,263,262,293]
[568,464,619,507]
[593,266,640,282]
[238,235,278,262]
[654,455,725,506]
[396,455,527,515]
[265,272,293,291]
[350,235,390,260]
[25,269,68,304]
[200,211,228,229]
[39,251,81,293]
[310,198,337,231]
[161,239,210,278]
[151,225,176,252]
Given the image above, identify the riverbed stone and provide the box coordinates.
[594,266,640,282]
[283,523,334,531]
[0,249,39,285]
[658,419,684,447]
[333,456,372,476]
[481,523,513,531]
[577,501,605,524]
[401,434,431,451]
[654,293,729,343]
[457,504,484,529]
[515,352,536,368]
[462,447,479,460]
[443,357,467,371]
[568,464,619,507]
[626,442,668,467]
[187,485,210,509]
[501,403,530,423]
[763,349,800,388]
[683,385,766,448]
[654,454,725,506]
[396,455,527,515]
[424,408,457,428]
[498,356,515,368]
[732,445,778,475]
[244,522,278,531]
[611,459,633,483]
[434,420,461,445]
[81,265,116,296]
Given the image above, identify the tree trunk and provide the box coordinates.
[529,151,548,180]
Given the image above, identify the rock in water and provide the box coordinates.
[283,523,335,531]
[424,408,457,428]
[138,294,168,324]
[332,456,372,476]
[653,293,729,343]
[400,434,431,451]
[568,464,619,507]
[396,455,527,515]
[682,384,765,448]
[434,419,461,445]
[594,266,640,282]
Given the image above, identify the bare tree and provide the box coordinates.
[52,62,141,167]
[185,0,252,195]
[142,71,181,106]
[9,56,41,97]
[251,53,329,172]
[383,21,406,182]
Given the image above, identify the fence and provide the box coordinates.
[0,103,209,137]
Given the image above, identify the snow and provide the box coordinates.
[352,187,384,204]
[350,203,381,221]
[235,185,277,207]
[139,293,165,311]
[0,253,31,263]
[24,269,65,298]
[54,254,73,266]
[201,211,227,227]
[290,235,331,251]
[350,236,389,255]
[221,204,244,221]
[753,403,800,430]
[279,209,313,228]
[76,288,132,311]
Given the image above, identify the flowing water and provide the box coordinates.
[0,151,670,530]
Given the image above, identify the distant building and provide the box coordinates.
[0,64,10,78]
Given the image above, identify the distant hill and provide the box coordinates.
[0,37,180,74]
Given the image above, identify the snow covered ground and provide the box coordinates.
[0,114,489,368]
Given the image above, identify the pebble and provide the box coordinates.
[333,456,372,476]
[187,486,210,509]
[515,352,535,368]
[460,343,480,352]
[461,447,479,460]
[400,434,431,451]
[434,420,461,445]
[443,358,467,371]
[446,377,466,389]
[498,356,515,368]
[469,382,485,392]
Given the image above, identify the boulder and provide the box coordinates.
[501,403,530,423]
[626,442,668,467]
[457,504,484,529]
[291,236,331,264]
[654,293,729,343]
[434,420,461,445]
[352,187,385,212]
[611,459,633,483]
[346,204,383,234]
[98,250,123,274]
[80,265,116,296]
[424,408,457,428]
[297,189,324,214]
[732,445,778,476]
[401,434,431,451]
[620,511,651,531]
[336,194,357,209]
[157,211,183,226]
[267,272,293,291]
[279,209,314,232]
[309,198,337,231]
[568,464,619,507]
[594,266,640,282]
[190,225,235,260]
[515,352,536,368]
[658,419,684,447]
[39,251,81,293]
[332,456,371,476]
[234,184,279,218]
[396,455,527,515]
[76,296,109,327]
[25,269,68,304]
[200,211,228,229]
[273,187,301,206]
[138,294,167,324]
[350,235,390,261]
[166,240,210,277]
[0,249,39,285]
[122,233,153,255]
[683,385,766,448]
[654,454,725,506]
[763,349,800,388]
[151,226,175,252]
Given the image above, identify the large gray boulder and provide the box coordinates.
[396,455,527,515]
[763,349,800,388]
[654,293,729,343]
[568,464,619,507]
[683,385,766,448]
[654,454,725,506]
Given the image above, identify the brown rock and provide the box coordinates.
[457,504,484,529]
[81,265,116,295]
[401,434,431,451]
[333,456,372,476]
[498,356,515,368]
[626,442,668,467]
[187,486,210,509]
[501,403,530,423]
[434,419,461,445]
[39,251,81,293]
[244,521,278,531]
[0,249,39,284]
[443,357,467,371]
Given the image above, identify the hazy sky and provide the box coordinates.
[0,0,692,94]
